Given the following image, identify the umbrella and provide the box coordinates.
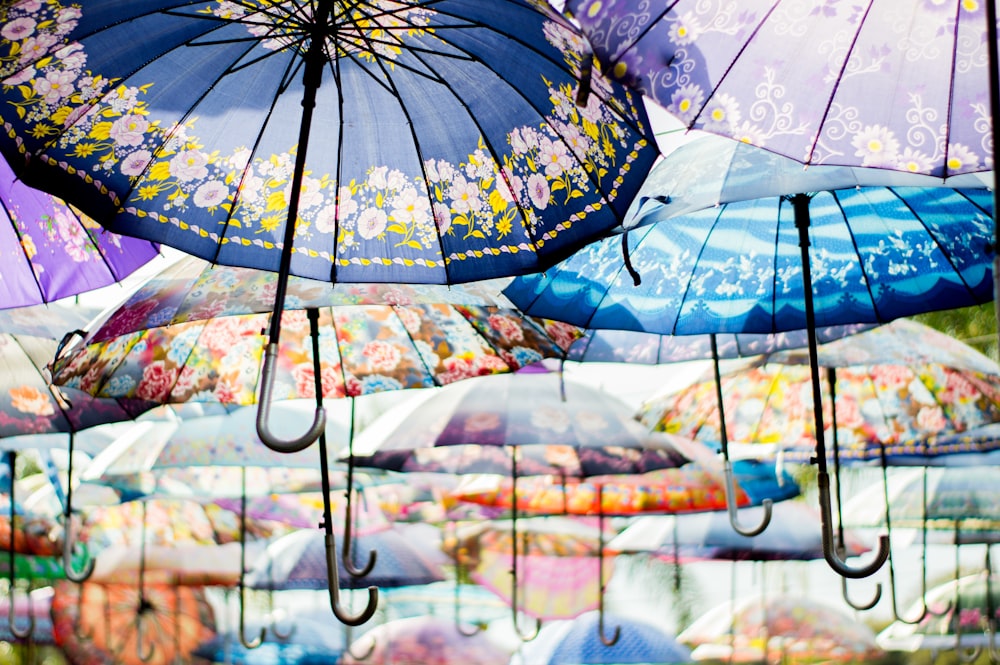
[678,595,884,663]
[339,615,512,665]
[50,578,217,665]
[509,610,692,665]
[0,586,55,646]
[446,516,616,622]
[191,607,346,665]
[608,500,869,564]
[562,0,995,180]
[877,569,1000,656]
[350,367,752,644]
[50,256,581,627]
[245,525,446,592]
[504,132,998,580]
[0,156,160,309]
[0,0,658,470]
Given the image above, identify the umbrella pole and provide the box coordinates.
[710,334,772,536]
[954,519,984,662]
[341,396,376,578]
[509,447,540,642]
[307,309,377,626]
[790,193,889,578]
[254,0,332,454]
[5,451,33,640]
[135,501,155,662]
[451,522,484,637]
[238,467,264,649]
[879,450,931,623]
[829,369,881,610]
[50,394,95,583]
[595,485,620,646]
[986,544,999,662]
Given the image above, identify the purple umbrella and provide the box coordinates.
[0,159,159,309]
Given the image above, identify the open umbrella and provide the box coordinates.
[505,131,998,581]
[339,615,512,665]
[678,595,884,664]
[563,0,995,180]
[509,610,692,665]
[0,156,160,310]
[0,0,658,473]
[50,578,217,665]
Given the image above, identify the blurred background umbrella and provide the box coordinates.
[678,594,884,664]
[446,516,615,622]
[509,610,692,665]
[191,606,346,665]
[339,615,512,665]
[50,578,217,665]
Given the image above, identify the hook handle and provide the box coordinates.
[7,583,34,639]
[345,623,377,661]
[268,590,295,640]
[452,532,484,637]
[256,343,326,453]
[136,615,156,662]
[341,489,376,578]
[840,564,882,611]
[239,465,264,648]
[596,485,619,647]
[724,462,772,537]
[239,584,265,649]
[324,533,378,626]
[818,472,889,578]
[63,518,96,583]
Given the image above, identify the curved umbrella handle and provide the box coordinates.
[239,466,264,648]
[452,533,484,637]
[818,472,889,578]
[839,552,882,611]
[345,623,377,661]
[724,462,772,537]
[7,583,34,640]
[63,517,96,583]
[324,532,378,626]
[136,614,156,663]
[269,590,295,640]
[596,485,619,647]
[238,582,265,649]
[341,489,376,578]
[256,343,326,453]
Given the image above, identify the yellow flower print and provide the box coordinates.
[9,385,55,416]
[20,235,36,260]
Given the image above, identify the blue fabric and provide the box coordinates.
[531,611,691,665]
[506,186,993,334]
[0,1,657,285]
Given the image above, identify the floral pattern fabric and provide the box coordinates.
[568,0,994,179]
[641,360,1000,463]
[0,0,656,284]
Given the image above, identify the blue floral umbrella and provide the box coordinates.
[506,134,996,583]
[0,0,658,461]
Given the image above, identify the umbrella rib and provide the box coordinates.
[672,204,729,335]
[886,187,992,305]
[827,190,882,322]
[941,1,964,177]
[801,0,876,165]
[0,196,46,304]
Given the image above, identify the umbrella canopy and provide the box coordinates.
[877,571,1000,653]
[564,1,995,179]
[349,369,709,477]
[0,157,159,309]
[450,458,799,517]
[50,579,217,665]
[0,1,656,285]
[608,500,868,563]
[339,615,512,665]
[245,526,445,591]
[50,257,577,407]
[678,595,884,663]
[509,610,692,665]
[192,608,345,665]
[447,516,615,621]
[504,162,994,336]
[841,466,1000,543]
[641,351,1000,465]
